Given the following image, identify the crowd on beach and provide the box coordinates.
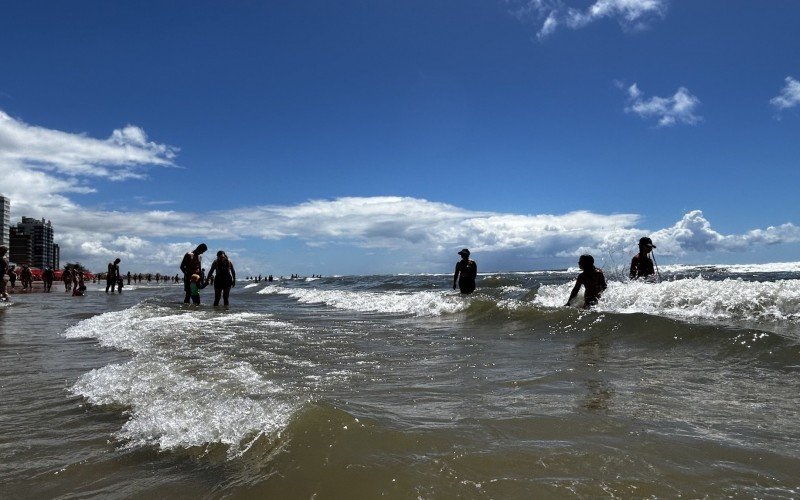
[2,236,659,309]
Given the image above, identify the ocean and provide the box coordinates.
[1,264,799,498]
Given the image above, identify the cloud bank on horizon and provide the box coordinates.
[1,110,798,273]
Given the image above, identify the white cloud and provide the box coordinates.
[624,83,701,127]
[509,0,667,39]
[652,210,800,254]
[2,109,798,273]
[770,76,800,111]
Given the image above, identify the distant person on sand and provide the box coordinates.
[206,250,236,306]
[106,258,121,293]
[180,243,207,304]
[630,237,656,280]
[453,248,478,295]
[565,255,607,309]
[0,246,9,301]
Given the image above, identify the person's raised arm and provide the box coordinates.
[565,276,583,307]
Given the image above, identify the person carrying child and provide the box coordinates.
[565,255,607,309]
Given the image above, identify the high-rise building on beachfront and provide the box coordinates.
[10,217,54,269]
[0,195,9,247]
[52,243,60,270]
[9,228,32,266]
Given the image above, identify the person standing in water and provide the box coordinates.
[630,237,656,279]
[43,267,54,292]
[106,258,121,293]
[565,254,607,308]
[206,250,236,306]
[453,248,478,294]
[180,243,207,304]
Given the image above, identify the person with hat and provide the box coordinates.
[630,237,657,279]
[453,248,478,294]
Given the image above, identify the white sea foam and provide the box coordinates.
[660,261,800,274]
[535,277,800,322]
[243,283,259,288]
[259,286,468,316]
[73,359,292,455]
[66,305,301,456]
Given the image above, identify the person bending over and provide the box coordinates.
[180,243,207,304]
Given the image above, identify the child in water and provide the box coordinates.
[565,255,607,309]
[189,274,201,305]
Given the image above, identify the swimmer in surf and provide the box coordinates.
[565,254,607,309]
[630,237,656,279]
[453,248,477,295]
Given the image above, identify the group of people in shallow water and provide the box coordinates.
[564,236,658,308]
[3,237,659,309]
[180,243,237,307]
[454,236,659,309]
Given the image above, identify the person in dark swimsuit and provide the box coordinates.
[180,243,207,304]
[630,237,656,279]
[566,254,607,308]
[206,250,236,306]
[43,267,55,292]
[453,248,478,295]
[106,258,121,293]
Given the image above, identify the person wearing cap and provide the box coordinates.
[453,248,478,294]
[630,237,656,279]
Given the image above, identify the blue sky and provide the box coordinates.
[1,1,799,275]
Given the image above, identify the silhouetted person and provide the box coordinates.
[43,267,55,292]
[453,248,477,294]
[630,237,656,279]
[565,254,607,308]
[180,243,207,304]
[106,258,121,293]
[207,250,236,306]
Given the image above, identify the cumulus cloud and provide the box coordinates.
[624,83,701,126]
[651,210,800,255]
[508,0,667,40]
[770,76,800,111]
[2,109,798,273]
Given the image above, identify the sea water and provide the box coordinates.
[1,265,799,497]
